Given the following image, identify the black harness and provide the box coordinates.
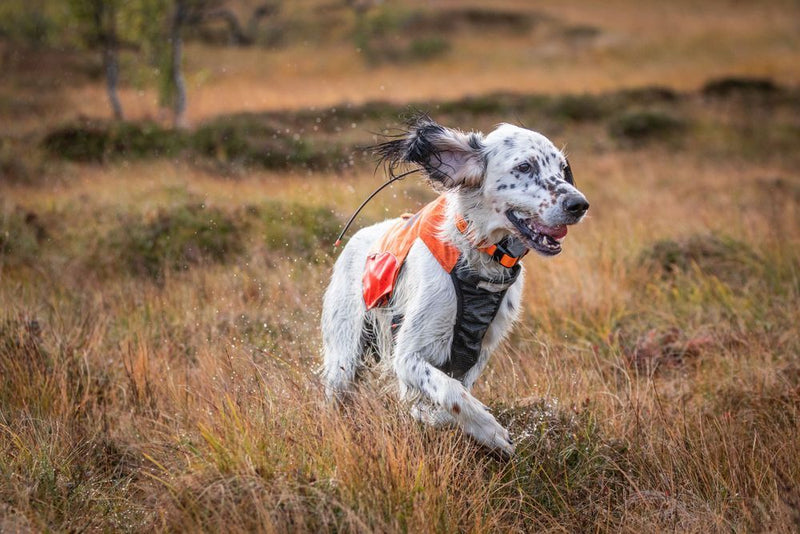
[439,260,521,379]
[363,236,524,382]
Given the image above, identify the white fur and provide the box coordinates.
[321,120,588,456]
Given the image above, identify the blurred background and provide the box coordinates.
[2,1,800,532]
[2,0,798,128]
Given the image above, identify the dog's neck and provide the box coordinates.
[441,191,524,280]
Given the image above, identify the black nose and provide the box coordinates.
[562,194,590,216]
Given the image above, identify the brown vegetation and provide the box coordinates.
[1,0,800,531]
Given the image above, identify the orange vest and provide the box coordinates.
[362,196,458,310]
[360,195,524,379]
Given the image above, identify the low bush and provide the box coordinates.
[93,200,340,279]
[42,121,187,162]
[547,94,607,122]
[407,36,450,61]
[608,109,687,144]
[258,201,341,258]
[640,234,762,286]
[105,203,244,280]
[616,86,678,104]
[0,206,46,267]
[702,76,779,98]
[193,119,339,169]
[43,119,347,170]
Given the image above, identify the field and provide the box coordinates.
[2,0,800,531]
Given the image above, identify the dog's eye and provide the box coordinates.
[563,162,575,185]
[515,162,532,173]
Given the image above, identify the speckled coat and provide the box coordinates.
[321,116,588,456]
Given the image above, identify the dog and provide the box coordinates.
[321,115,589,456]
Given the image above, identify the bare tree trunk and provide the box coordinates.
[103,40,123,119]
[170,0,188,128]
[94,0,123,120]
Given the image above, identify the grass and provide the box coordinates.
[3,109,799,530]
[2,0,800,531]
[103,202,246,281]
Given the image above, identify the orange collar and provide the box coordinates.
[455,216,527,268]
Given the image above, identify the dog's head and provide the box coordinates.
[376,115,589,256]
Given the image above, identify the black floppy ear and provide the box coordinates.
[375,115,486,190]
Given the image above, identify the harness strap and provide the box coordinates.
[455,216,528,268]
[440,262,519,379]
[361,196,525,382]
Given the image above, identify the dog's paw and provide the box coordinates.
[458,402,514,457]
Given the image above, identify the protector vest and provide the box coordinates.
[362,196,521,380]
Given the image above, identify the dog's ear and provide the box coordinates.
[376,115,486,190]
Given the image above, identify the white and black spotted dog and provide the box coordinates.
[321,116,589,456]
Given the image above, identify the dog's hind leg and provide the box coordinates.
[321,224,393,401]
[321,256,366,401]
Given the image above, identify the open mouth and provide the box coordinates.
[506,210,568,256]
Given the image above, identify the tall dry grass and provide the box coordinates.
[2,1,800,530]
[2,108,799,530]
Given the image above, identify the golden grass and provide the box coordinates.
[2,1,800,531]
[3,119,799,529]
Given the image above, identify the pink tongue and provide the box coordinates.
[534,222,568,239]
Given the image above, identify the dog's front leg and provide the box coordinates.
[394,349,513,456]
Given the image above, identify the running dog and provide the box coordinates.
[321,115,589,456]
